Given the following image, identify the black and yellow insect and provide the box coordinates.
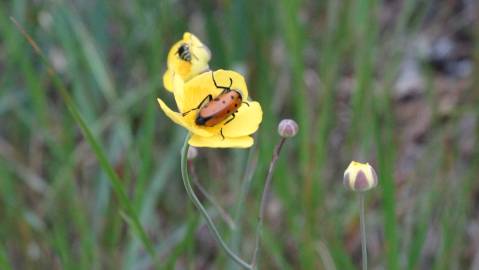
[176,43,198,62]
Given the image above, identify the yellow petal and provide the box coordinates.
[162,69,174,92]
[157,98,214,137]
[189,134,254,148]
[180,70,249,114]
[157,98,188,128]
[221,101,262,137]
[167,70,257,139]
[184,32,211,65]
[166,33,211,82]
[159,67,262,146]
[172,73,185,112]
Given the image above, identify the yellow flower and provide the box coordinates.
[163,32,211,92]
[343,161,378,192]
[157,70,262,148]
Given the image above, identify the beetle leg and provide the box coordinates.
[211,71,233,90]
[181,108,197,116]
[242,101,250,107]
[220,112,236,139]
[220,128,225,140]
[224,113,236,125]
[182,94,212,116]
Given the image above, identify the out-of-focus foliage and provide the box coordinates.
[0,0,478,269]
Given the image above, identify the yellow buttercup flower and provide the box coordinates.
[163,32,211,92]
[343,161,378,192]
[157,70,262,148]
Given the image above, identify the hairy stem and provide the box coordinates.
[180,133,252,269]
[188,160,236,230]
[251,137,287,268]
[359,193,368,270]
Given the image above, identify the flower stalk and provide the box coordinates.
[188,159,236,230]
[250,119,298,268]
[251,137,287,268]
[180,133,252,269]
[359,193,367,270]
[343,161,377,270]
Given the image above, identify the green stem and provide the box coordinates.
[180,133,252,269]
[359,193,368,270]
[188,161,236,230]
[251,137,286,268]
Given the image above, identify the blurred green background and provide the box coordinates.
[1,0,478,269]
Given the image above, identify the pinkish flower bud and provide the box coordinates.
[187,146,198,160]
[343,161,378,192]
[278,119,298,138]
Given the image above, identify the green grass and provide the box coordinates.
[1,0,478,269]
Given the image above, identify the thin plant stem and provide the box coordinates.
[315,241,337,270]
[180,133,252,270]
[251,137,287,268]
[229,147,258,270]
[359,193,368,270]
[188,160,237,230]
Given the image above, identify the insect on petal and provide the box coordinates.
[180,70,249,114]
[221,101,262,138]
[163,32,211,91]
[157,98,214,137]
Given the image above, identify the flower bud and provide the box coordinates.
[278,119,298,138]
[343,161,378,192]
[187,146,198,160]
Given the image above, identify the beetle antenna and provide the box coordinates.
[211,72,232,90]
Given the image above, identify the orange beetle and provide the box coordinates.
[183,72,249,139]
